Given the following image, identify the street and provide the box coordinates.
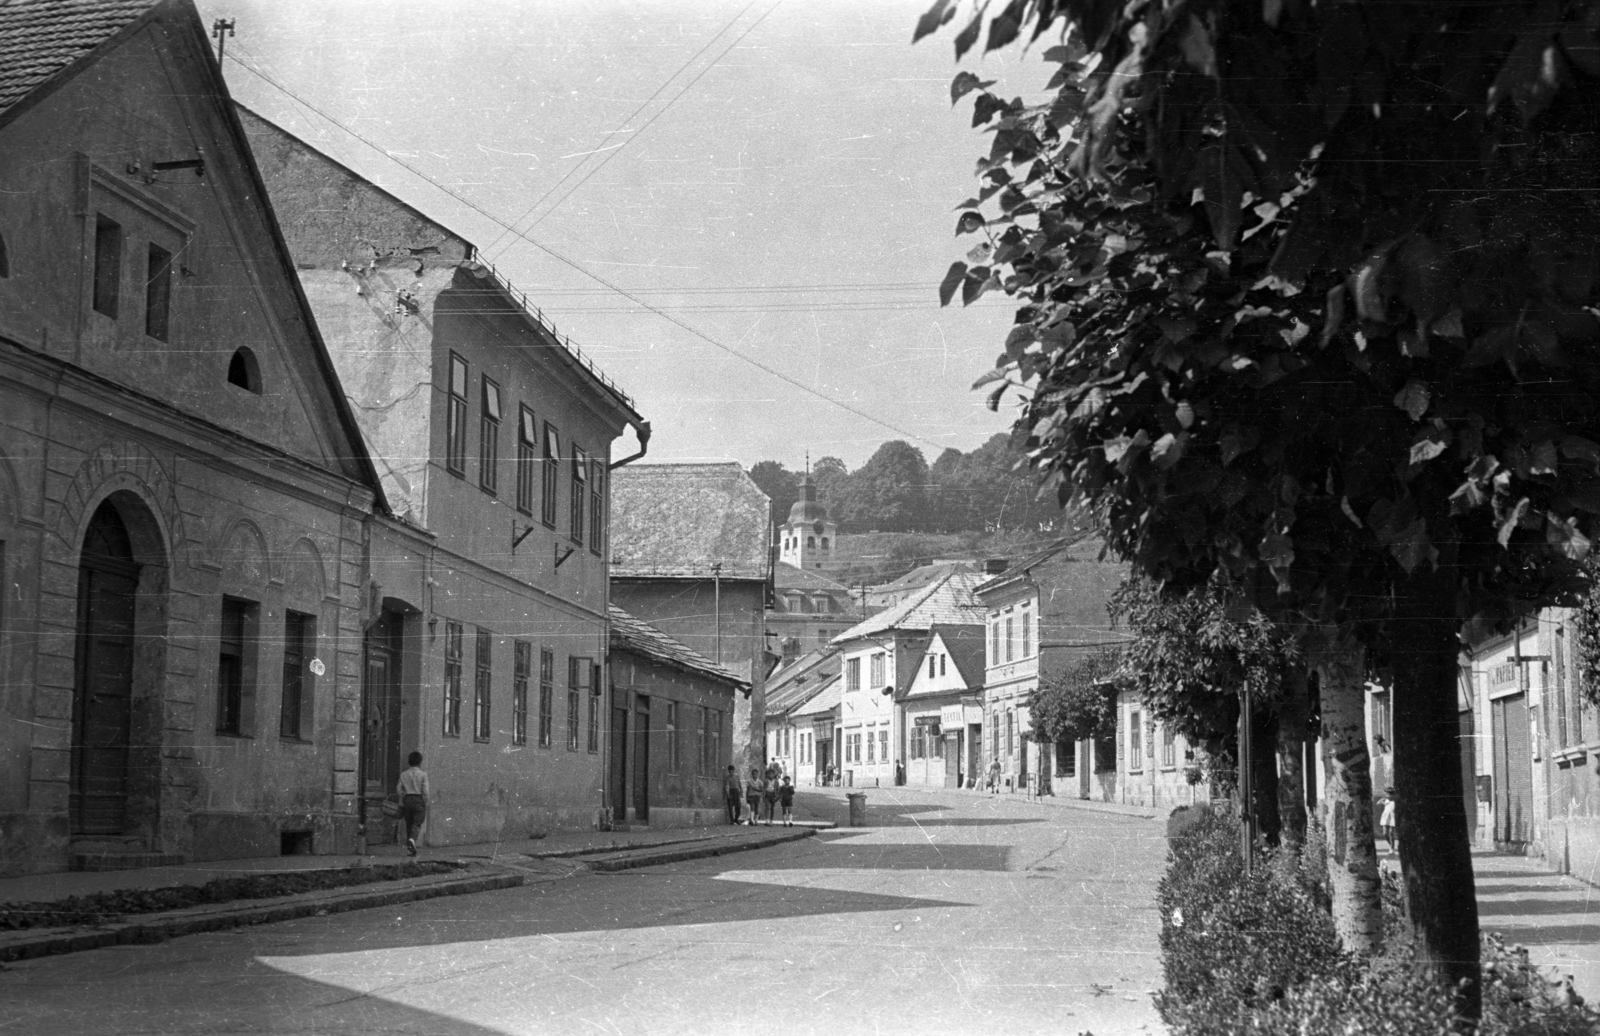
[0,790,1166,1036]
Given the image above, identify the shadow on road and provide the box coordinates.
[750,838,1011,872]
[1478,922,1600,945]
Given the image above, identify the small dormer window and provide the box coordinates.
[228,347,261,393]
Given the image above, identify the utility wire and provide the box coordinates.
[480,0,772,261]
[224,51,958,456]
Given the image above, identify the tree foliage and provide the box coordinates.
[1028,646,1122,742]
[748,459,800,531]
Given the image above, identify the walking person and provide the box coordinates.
[987,759,1001,795]
[745,767,764,826]
[779,775,795,826]
[763,764,780,824]
[1379,787,1397,853]
[397,751,429,857]
[723,765,743,825]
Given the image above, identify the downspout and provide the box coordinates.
[602,417,648,830]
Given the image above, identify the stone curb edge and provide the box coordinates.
[585,827,816,872]
[0,868,523,964]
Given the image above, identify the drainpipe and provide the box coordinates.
[609,420,652,470]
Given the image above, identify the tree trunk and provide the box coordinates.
[1251,702,1282,847]
[1312,628,1384,958]
[1276,664,1310,852]
[1390,604,1481,1022]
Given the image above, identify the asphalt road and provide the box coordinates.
[0,789,1168,1036]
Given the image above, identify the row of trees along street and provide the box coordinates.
[919,0,1600,1025]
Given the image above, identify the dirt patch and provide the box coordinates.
[0,860,461,931]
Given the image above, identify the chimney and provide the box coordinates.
[983,557,1009,575]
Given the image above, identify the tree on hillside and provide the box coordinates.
[835,441,931,532]
[920,0,1600,1015]
[748,460,800,531]
[810,455,850,520]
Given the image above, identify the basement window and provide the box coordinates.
[228,347,261,394]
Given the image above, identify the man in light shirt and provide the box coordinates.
[397,751,429,856]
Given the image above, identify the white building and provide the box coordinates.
[900,627,985,788]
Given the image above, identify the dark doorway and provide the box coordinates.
[632,699,650,824]
[944,731,962,788]
[72,502,140,835]
[362,614,403,840]
[610,705,629,824]
[1492,694,1531,846]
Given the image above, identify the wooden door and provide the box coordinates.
[945,731,962,788]
[632,701,650,823]
[72,504,140,836]
[610,706,629,822]
[1492,694,1532,846]
[362,617,403,835]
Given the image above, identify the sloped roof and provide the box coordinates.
[610,463,771,580]
[0,0,153,120]
[790,675,842,719]
[832,570,987,644]
[774,562,848,593]
[765,648,840,715]
[870,559,978,594]
[609,606,748,689]
[932,624,987,688]
[975,530,1102,597]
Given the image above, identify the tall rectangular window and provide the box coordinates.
[217,597,254,735]
[474,627,492,741]
[479,377,501,495]
[541,423,560,527]
[990,618,1000,666]
[566,656,582,751]
[1021,606,1033,658]
[280,610,313,739]
[144,242,172,341]
[93,215,121,317]
[1129,710,1144,770]
[666,702,679,771]
[1161,724,1176,767]
[1007,710,1016,757]
[869,652,885,688]
[446,354,469,477]
[587,662,600,754]
[879,728,888,764]
[515,407,537,515]
[928,655,937,679]
[846,657,861,692]
[867,726,876,762]
[570,445,587,545]
[589,459,605,556]
[443,621,462,736]
[513,640,530,746]
[698,707,711,772]
[1005,614,1015,662]
[538,647,554,748]
[712,709,722,771]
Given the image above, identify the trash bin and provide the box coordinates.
[846,791,867,827]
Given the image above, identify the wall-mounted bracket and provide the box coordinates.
[554,545,575,569]
[512,522,536,554]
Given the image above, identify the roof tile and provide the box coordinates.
[609,605,748,688]
[610,463,770,581]
[0,0,155,118]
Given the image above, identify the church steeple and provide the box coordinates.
[780,456,837,570]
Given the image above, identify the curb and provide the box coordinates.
[0,866,523,964]
[583,827,816,872]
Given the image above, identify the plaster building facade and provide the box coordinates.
[0,0,385,874]
[610,463,775,775]
[607,606,747,828]
[901,626,985,789]
[974,536,1128,799]
[832,570,986,789]
[240,106,647,847]
[763,648,840,785]
[768,562,855,663]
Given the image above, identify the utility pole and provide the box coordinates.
[1240,685,1255,876]
[211,18,235,64]
[711,562,723,663]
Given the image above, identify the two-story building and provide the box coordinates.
[832,570,986,788]
[763,648,840,784]
[768,563,855,663]
[901,626,985,788]
[610,463,774,775]
[241,106,648,846]
[0,0,387,873]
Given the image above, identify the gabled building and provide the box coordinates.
[240,107,647,846]
[608,606,747,828]
[831,570,986,788]
[864,560,981,612]
[762,647,840,784]
[610,463,774,773]
[900,625,985,789]
[0,0,386,873]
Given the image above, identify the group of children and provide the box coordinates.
[724,764,796,826]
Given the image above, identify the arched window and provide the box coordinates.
[820,537,829,549]
[806,535,815,547]
[227,347,261,394]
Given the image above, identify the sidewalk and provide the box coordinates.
[1472,849,1600,999]
[792,781,1167,821]
[0,819,828,963]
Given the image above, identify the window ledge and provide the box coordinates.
[215,731,254,740]
[474,737,491,744]
[279,736,314,746]
[1552,745,1588,765]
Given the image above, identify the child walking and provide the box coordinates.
[778,775,795,826]
[745,767,764,826]
[1379,787,1397,853]
[397,751,429,856]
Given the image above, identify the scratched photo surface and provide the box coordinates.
[2,0,1597,1034]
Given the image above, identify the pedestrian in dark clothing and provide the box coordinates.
[724,765,743,824]
[397,751,429,856]
[745,768,764,826]
[778,776,795,826]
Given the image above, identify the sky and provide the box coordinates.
[199,0,1045,470]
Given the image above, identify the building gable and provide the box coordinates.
[0,0,380,496]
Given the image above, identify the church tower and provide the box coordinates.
[779,471,837,571]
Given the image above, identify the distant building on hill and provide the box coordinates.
[768,562,856,662]
[777,472,839,573]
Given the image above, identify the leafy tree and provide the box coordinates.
[1028,646,1121,742]
[835,440,931,532]
[810,455,850,520]
[747,460,800,532]
[920,0,1600,1016]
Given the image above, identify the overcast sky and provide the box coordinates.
[201,0,1044,470]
